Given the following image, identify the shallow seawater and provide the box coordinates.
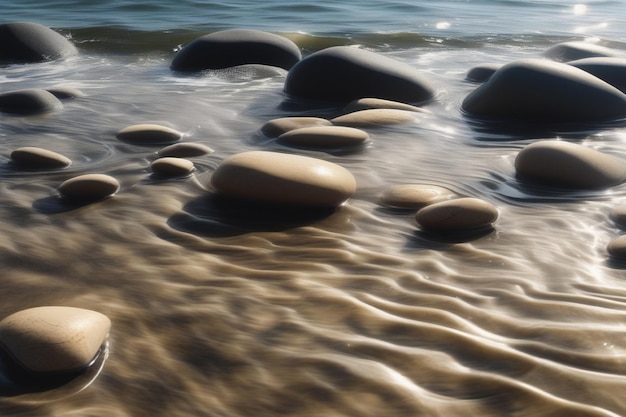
[1,1,626,416]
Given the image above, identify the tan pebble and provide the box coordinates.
[379,184,455,209]
[157,142,214,158]
[11,146,71,169]
[59,174,120,201]
[610,204,626,228]
[116,124,183,145]
[211,151,356,207]
[277,125,369,149]
[331,108,422,128]
[416,197,498,231]
[0,306,110,373]
[261,117,332,138]
[607,236,626,259]
[343,98,431,114]
[151,157,194,177]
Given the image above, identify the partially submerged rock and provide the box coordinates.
[277,125,369,149]
[0,22,77,64]
[544,41,621,62]
[117,124,183,145]
[59,174,120,201]
[415,197,498,232]
[157,142,214,158]
[151,157,194,177]
[379,184,455,209]
[342,98,430,113]
[465,63,502,83]
[568,57,626,93]
[0,89,63,115]
[10,146,72,169]
[261,117,332,138]
[331,108,422,128]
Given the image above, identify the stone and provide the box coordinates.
[151,157,194,177]
[607,236,626,259]
[284,46,434,104]
[462,58,626,123]
[465,63,502,82]
[211,151,356,207]
[379,184,456,209]
[171,29,301,72]
[0,306,110,373]
[331,108,422,128]
[59,174,120,201]
[261,117,332,138]
[544,41,621,62]
[116,124,183,145]
[415,197,498,232]
[515,140,626,189]
[343,98,430,114]
[10,146,72,169]
[46,86,86,99]
[0,89,63,115]
[568,57,626,93]
[0,22,77,63]
[277,126,369,149]
[157,142,214,158]
[609,204,626,228]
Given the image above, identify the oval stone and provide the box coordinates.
[284,46,435,104]
[331,108,422,128]
[171,29,301,72]
[544,41,621,62]
[0,306,110,373]
[379,184,456,209]
[568,57,626,93]
[343,98,431,114]
[261,117,332,138]
[462,59,626,123]
[117,124,183,145]
[151,157,195,177]
[465,63,502,83]
[59,174,120,201]
[610,204,626,229]
[0,22,77,63]
[277,126,369,149]
[515,140,626,189]
[607,236,626,259]
[46,86,86,99]
[157,142,214,158]
[416,197,498,232]
[11,146,72,169]
[211,151,356,207]
[0,89,63,115]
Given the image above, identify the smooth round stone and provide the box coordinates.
[11,146,72,169]
[379,184,456,209]
[151,157,194,177]
[46,86,86,99]
[116,124,183,145]
[462,58,626,123]
[568,57,626,93]
[416,197,498,232]
[331,108,421,128]
[277,126,369,149]
[171,29,301,72]
[544,41,621,62]
[284,46,435,104]
[0,22,77,63]
[610,204,626,228]
[261,117,332,138]
[465,63,502,82]
[157,142,214,158]
[59,174,120,201]
[515,140,626,189]
[211,151,356,207]
[0,306,110,373]
[607,236,626,259]
[0,89,63,115]
[342,98,431,113]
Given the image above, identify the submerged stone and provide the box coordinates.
[59,174,120,201]
[331,108,422,128]
[607,236,626,259]
[379,184,456,209]
[277,125,369,149]
[568,57,626,93]
[261,117,332,138]
[0,22,77,64]
[610,204,626,228]
[342,98,430,113]
[11,146,72,169]
[117,124,183,145]
[157,142,214,158]
[284,46,434,104]
[465,63,502,83]
[46,86,86,99]
[544,41,621,62]
[151,157,194,177]
[416,197,498,232]
[0,306,110,374]
[0,89,63,115]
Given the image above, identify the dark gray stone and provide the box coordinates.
[568,57,626,93]
[0,89,63,115]
[544,41,621,62]
[0,22,77,63]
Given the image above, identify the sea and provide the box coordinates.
[1,1,626,416]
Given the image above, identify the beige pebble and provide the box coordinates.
[59,174,120,201]
[343,98,431,113]
[277,125,369,149]
[116,124,183,145]
[607,236,626,259]
[11,146,72,169]
[416,197,498,232]
[261,117,332,138]
[157,142,214,158]
[0,306,110,373]
[151,157,194,177]
[379,184,455,209]
[331,108,422,128]
[610,204,626,228]
[211,151,356,207]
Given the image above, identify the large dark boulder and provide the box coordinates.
[171,29,301,72]
[543,41,621,62]
[568,57,626,93]
[0,89,63,115]
[0,22,77,63]
[284,46,434,104]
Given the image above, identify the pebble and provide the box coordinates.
[465,63,502,82]
[59,174,120,201]
[46,86,86,99]
[416,197,499,232]
[0,89,63,115]
[211,151,356,207]
[0,22,77,63]
[544,41,621,62]
[342,98,431,113]
[331,108,422,128]
[277,126,370,149]
[609,204,626,228]
[151,157,195,177]
[158,142,214,158]
[261,117,332,138]
[116,124,183,145]
[568,57,626,93]
[0,306,110,373]
[10,146,72,169]
[515,140,626,189]
[379,184,456,209]
[607,236,626,259]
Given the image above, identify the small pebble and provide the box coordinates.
[151,157,194,177]
[261,117,332,138]
[465,63,502,82]
[59,174,120,201]
[342,98,430,113]
[379,184,455,209]
[116,124,183,145]
[416,197,498,232]
[46,86,86,99]
[157,142,214,158]
[11,146,72,169]
[607,236,626,259]
[610,204,626,228]
[277,125,369,149]
[331,108,422,128]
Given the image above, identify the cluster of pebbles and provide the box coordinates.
[1,22,626,389]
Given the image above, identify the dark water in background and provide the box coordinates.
[1,1,626,416]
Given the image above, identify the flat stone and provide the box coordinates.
[117,124,183,145]
[515,140,626,189]
[277,126,369,149]
[157,142,214,158]
[331,108,422,128]
[0,22,77,63]
[171,29,301,72]
[0,89,63,115]
[284,46,434,104]
[379,184,456,209]
[465,63,502,82]
[151,157,194,177]
[462,58,626,123]
[610,204,626,228]
[568,57,626,93]
[261,117,332,138]
[544,41,621,62]
[211,151,356,207]
[59,174,120,201]
[11,146,72,169]
[343,98,431,113]
[46,86,86,99]
[0,306,110,373]
[415,197,498,232]
[607,236,626,259]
